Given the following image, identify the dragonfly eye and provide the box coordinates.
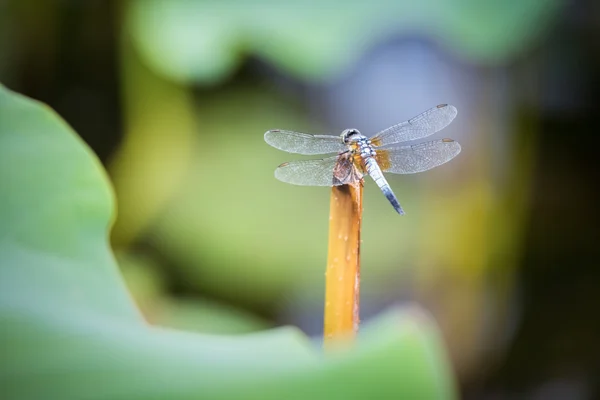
[340,129,361,144]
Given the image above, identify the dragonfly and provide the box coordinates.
[264,104,461,215]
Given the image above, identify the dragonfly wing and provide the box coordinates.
[377,139,461,174]
[370,104,457,147]
[265,129,346,155]
[274,156,345,186]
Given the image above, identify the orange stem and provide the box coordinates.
[323,182,363,350]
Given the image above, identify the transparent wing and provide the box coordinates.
[265,129,346,155]
[274,156,344,186]
[378,139,461,174]
[370,104,457,147]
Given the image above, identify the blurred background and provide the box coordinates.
[1,0,599,398]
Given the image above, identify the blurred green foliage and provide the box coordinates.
[0,84,457,399]
[128,0,563,84]
[117,250,271,334]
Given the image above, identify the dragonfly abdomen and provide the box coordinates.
[364,157,405,215]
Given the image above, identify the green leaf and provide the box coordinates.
[127,0,564,84]
[0,84,456,399]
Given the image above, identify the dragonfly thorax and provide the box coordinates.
[355,137,376,158]
[340,129,376,158]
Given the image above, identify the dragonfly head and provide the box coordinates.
[340,129,361,144]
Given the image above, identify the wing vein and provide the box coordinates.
[274,156,343,186]
[264,129,345,155]
[370,104,457,146]
[379,139,461,174]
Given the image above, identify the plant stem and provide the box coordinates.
[323,182,363,349]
